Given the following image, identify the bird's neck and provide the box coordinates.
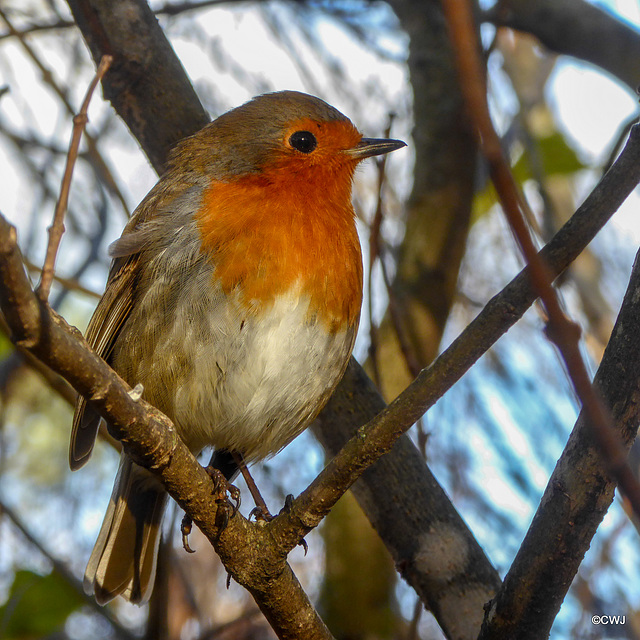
[196,170,363,332]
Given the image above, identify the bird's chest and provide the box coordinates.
[112,185,362,459]
[113,253,357,460]
[196,173,363,332]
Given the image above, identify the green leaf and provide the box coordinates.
[472,132,586,222]
[0,570,84,638]
[513,131,586,181]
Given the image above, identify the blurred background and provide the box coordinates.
[0,0,639,638]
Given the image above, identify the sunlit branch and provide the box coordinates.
[38,55,112,301]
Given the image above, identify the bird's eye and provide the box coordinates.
[289,130,317,154]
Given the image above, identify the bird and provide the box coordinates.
[69,90,405,605]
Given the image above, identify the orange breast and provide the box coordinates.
[195,162,363,332]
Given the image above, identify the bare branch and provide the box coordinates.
[478,247,640,639]
[444,0,640,518]
[0,214,334,640]
[38,55,112,301]
[25,258,101,299]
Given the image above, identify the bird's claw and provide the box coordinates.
[204,465,241,530]
[181,514,196,553]
[249,505,274,523]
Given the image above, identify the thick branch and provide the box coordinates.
[488,0,640,93]
[0,216,333,640]
[66,0,210,173]
[479,247,640,639]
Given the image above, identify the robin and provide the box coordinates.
[70,90,405,605]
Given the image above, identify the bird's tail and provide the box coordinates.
[84,453,168,605]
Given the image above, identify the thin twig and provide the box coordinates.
[442,0,640,518]
[37,54,112,301]
[366,120,393,390]
[25,258,101,299]
[367,114,422,383]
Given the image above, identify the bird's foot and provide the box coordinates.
[180,467,241,552]
[249,504,274,523]
[205,465,241,531]
[250,494,308,554]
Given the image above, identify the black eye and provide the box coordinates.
[289,130,317,153]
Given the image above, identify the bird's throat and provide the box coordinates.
[196,173,363,332]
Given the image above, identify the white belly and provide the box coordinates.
[112,263,356,461]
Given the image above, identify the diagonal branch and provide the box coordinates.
[0,216,333,640]
[478,247,640,639]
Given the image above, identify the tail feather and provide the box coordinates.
[85,454,168,605]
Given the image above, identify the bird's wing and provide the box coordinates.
[69,252,140,471]
[69,178,206,470]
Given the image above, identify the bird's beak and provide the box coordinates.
[344,137,406,160]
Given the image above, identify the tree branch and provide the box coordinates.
[65,0,210,174]
[478,246,640,639]
[0,216,333,640]
[488,0,640,93]
[373,0,478,398]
